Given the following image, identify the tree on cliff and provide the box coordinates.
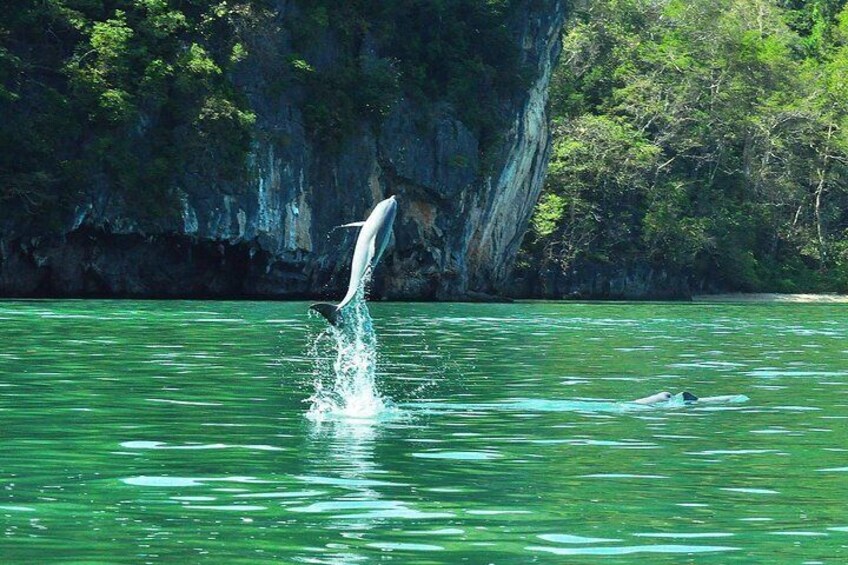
[522,0,848,295]
[1,0,522,229]
[0,1,260,227]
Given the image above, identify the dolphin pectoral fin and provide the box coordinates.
[681,391,699,402]
[327,221,366,237]
[310,303,342,326]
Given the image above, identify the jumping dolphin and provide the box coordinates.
[310,195,398,326]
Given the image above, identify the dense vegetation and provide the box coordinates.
[6,0,846,296]
[0,0,262,227]
[287,1,522,149]
[0,0,521,229]
[522,0,848,294]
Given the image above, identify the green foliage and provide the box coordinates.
[301,57,400,148]
[532,193,566,238]
[1,0,524,225]
[528,114,661,267]
[181,43,221,77]
[289,0,523,149]
[1,0,262,223]
[528,0,848,293]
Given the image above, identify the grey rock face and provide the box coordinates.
[0,1,567,299]
[509,261,693,300]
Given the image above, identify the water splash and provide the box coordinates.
[307,287,386,422]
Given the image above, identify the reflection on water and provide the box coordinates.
[0,300,847,563]
[299,419,382,564]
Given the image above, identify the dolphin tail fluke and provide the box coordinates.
[681,391,699,402]
[310,303,342,326]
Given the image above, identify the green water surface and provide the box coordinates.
[0,300,846,563]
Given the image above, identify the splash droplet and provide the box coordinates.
[307,287,385,421]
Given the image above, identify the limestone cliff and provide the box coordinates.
[0,1,567,299]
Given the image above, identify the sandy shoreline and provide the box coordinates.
[693,293,848,303]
